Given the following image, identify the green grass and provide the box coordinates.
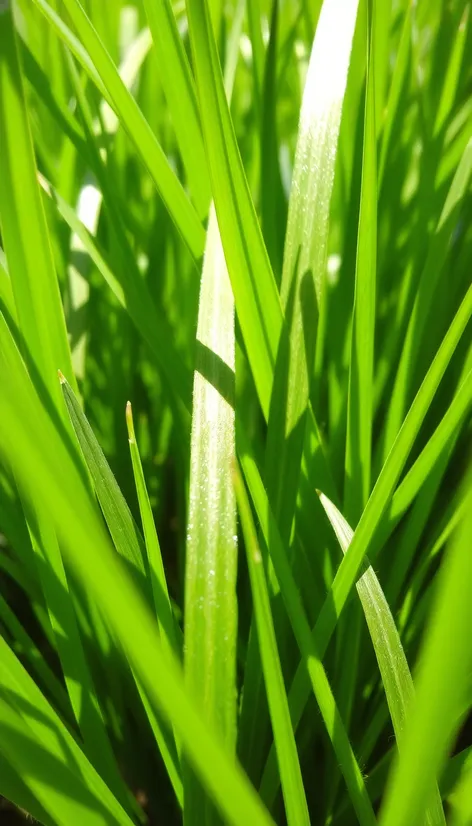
[0,1,471,825]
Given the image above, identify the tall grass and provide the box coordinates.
[0,1,471,825]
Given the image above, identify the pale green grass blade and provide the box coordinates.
[272,283,472,769]
[186,0,282,418]
[238,430,377,826]
[266,0,360,539]
[380,138,472,461]
[380,477,472,826]
[126,402,181,659]
[31,0,205,261]
[0,315,274,826]
[0,635,134,826]
[184,204,238,825]
[233,463,310,826]
[345,0,377,520]
[318,492,446,826]
[141,0,211,217]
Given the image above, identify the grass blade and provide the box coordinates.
[183,205,238,824]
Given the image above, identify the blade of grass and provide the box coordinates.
[380,475,472,826]
[317,491,445,826]
[233,463,310,826]
[183,204,238,825]
[31,0,206,260]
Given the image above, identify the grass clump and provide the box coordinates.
[0,1,471,825]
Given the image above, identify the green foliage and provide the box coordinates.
[0,0,471,824]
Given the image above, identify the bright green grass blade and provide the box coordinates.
[31,0,205,261]
[246,0,264,119]
[126,401,181,659]
[380,477,472,826]
[99,25,152,133]
[345,0,377,521]
[233,463,310,826]
[184,204,238,825]
[0,315,274,826]
[266,0,360,540]
[0,635,134,826]
[380,138,472,461]
[269,282,472,769]
[141,0,211,217]
[186,0,282,418]
[41,176,192,411]
[238,430,377,826]
[318,492,446,826]
[60,373,147,582]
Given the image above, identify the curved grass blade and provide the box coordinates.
[0,314,274,826]
[31,0,205,261]
[233,464,310,826]
[238,430,377,826]
[183,205,238,825]
[380,478,472,826]
[317,491,445,826]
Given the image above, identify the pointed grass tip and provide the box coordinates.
[125,401,136,443]
[58,369,66,385]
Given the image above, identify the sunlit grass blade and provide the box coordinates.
[183,205,238,825]
[233,463,310,826]
[238,430,377,826]
[31,0,205,261]
[141,0,211,217]
[0,313,274,826]
[380,476,472,826]
[317,491,446,826]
